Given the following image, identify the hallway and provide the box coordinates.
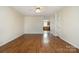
[0,6,79,53]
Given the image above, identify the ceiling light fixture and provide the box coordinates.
[35,7,41,13]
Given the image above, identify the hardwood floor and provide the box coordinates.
[0,34,78,53]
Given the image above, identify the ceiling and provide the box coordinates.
[13,6,63,16]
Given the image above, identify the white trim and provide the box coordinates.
[0,34,23,47]
[49,32,79,48]
[24,32,43,34]
[59,35,79,49]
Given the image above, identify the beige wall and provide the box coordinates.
[50,14,57,35]
[0,7,24,46]
[24,16,44,34]
[51,7,79,48]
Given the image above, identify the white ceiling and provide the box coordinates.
[13,6,63,16]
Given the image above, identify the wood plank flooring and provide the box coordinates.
[0,34,78,53]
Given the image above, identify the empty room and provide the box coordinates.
[0,6,79,53]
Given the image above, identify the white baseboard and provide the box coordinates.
[52,32,79,48]
[24,33,43,34]
[0,34,23,47]
[59,35,79,49]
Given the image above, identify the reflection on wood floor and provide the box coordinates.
[0,34,79,53]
